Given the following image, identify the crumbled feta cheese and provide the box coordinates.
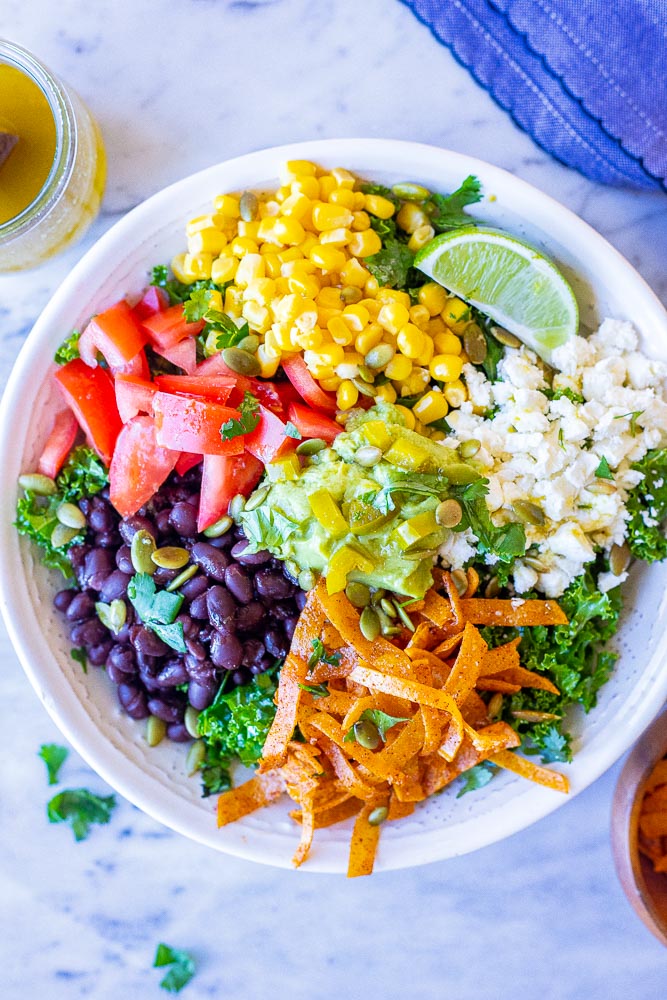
[437,528,478,570]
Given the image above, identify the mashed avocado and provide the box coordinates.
[239,402,482,599]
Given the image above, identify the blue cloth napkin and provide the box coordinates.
[401,0,667,190]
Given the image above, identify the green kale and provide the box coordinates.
[38,743,69,785]
[220,391,260,441]
[196,671,278,796]
[425,175,482,232]
[58,446,109,501]
[626,448,667,562]
[46,788,117,841]
[127,574,186,653]
[153,944,196,994]
[53,330,80,365]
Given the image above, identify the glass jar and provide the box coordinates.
[0,40,106,272]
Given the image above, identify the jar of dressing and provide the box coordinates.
[0,39,106,272]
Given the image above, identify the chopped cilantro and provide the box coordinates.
[425,175,482,231]
[53,330,80,365]
[127,574,186,653]
[153,943,196,994]
[70,647,88,673]
[343,709,409,744]
[614,409,644,436]
[298,682,330,697]
[239,506,299,553]
[47,788,117,841]
[451,478,526,564]
[595,456,614,480]
[365,240,415,290]
[38,743,69,785]
[284,421,302,440]
[307,639,341,669]
[545,386,585,405]
[220,391,260,441]
[456,761,498,797]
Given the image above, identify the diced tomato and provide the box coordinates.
[197,452,263,532]
[133,285,169,320]
[109,415,179,518]
[154,374,236,404]
[113,347,150,379]
[246,378,291,417]
[272,379,302,411]
[281,355,337,414]
[54,359,123,465]
[175,452,202,477]
[151,336,197,374]
[37,409,79,479]
[196,353,252,392]
[114,375,159,423]
[142,304,204,350]
[152,391,243,456]
[287,401,342,443]
[78,300,148,369]
[243,403,296,465]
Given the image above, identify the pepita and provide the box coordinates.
[50,523,80,548]
[298,569,316,592]
[236,334,260,354]
[186,739,206,776]
[166,565,198,592]
[296,437,327,456]
[487,692,504,720]
[396,603,416,632]
[146,715,167,747]
[435,499,463,528]
[151,546,190,570]
[359,606,381,642]
[380,597,397,618]
[345,582,371,608]
[391,182,431,201]
[353,377,377,398]
[18,472,57,495]
[511,710,562,723]
[610,542,631,576]
[511,499,545,526]
[56,501,87,529]
[357,365,376,384]
[490,325,522,348]
[365,343,396,371]
[458,438,481,459]
[443,463,481,485]
[203,515,233,538]
[340,285,363,304]
[184,705,200,740]
[450,568,469,596]
[352,719,381,750]
[228,494,246,521]
[244,485,270,511]
[484,576,500,599]
[131,529,157,575]
[463,323,488,365]
[588,480,616,495]
[239,190,258,221]
[355,445,383,467]
[95,599,126,634]
[368,805,389,826]
[221,346,261,376]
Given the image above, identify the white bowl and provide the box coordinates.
[3,138,667,874]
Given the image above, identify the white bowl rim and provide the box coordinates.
[3,137,667,873]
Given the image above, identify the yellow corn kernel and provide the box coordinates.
[234,253,265,288]
[320,375,343,391]
[412,389,449,424]
[288,273,321,299]
[210,254,238,284]
[170,253,193,284]
[294,327,324,351]
[262,252,282,279]
[350,210,371,232]
[273,216,306,246]
[246,278,277,305]
[402,367,430,395]
[340,257,369,288]
[275,184,291,203]
[280,191,311,219]
[273,277,290,296]
[409,304,431,329]
[280,258,315,278]
[272,293,304,325]
[335,351,363,380]
[291,176,320,199]
[207,289,223,314]
[257,344,280,378]
[183,252,213,280]
[262,330,283,359]
[186,213,222,237]
[318,174,337,200]
[327,315,356,347]
[421,337,435,365]
[317,286,343,309]
[311,202,355,232]
[258,200,279,220]
[304,343,345,369]
[242,300,271,333]
[396,202,429,234]
[408,224,435,252]
[331,167,356,189]
[364,193,396,219]
[375,287,411,307]
[277,246,304,265]
[396,323,427,359]
[187,227,228,256]
[281,159,318,181]
[354,323,384,355]
[230,236,259,257]
[336,379,359,411]
[329,187,356,209]
[418,282,449,317]
[442,296,472,333]
[213,194,240,218]
[309,244,347,273]
[347,229,382,258]
[444,379,467,407]
[434,330,462,355]
[384,353,412,381]
[358,297,381,320]
[350,191,365,210]
[430,353,465,382]
[224,285,244,317]
[319,227,351,247]
[237,220,261,240]
[364,275,380,297]
[377,300,410,334]
[256,217,280,244]
[375,382,398,403]
[341,303,370,333]
[317,309,341,330]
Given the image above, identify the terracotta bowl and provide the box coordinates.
[611,705,667,946]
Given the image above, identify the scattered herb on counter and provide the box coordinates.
[38,743,69,785]
[625,447,667,562]
[47,788,117,841]
[220,390,260,441]
[127,574,187,653]
[53,330,80,365]
[153,943,196,994]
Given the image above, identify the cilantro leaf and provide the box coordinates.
[595,456,614,480]
[38,743,69,785]
[211,312,249,350]
[239,506,299,553]
[426,175,482,231]
[363,471,451,515]
[47,788,117,841]
[358,709,409,741]
[451,479,526,563]
[71,647,88,672]
[220,391,260,442]
[285,421,302,440]
[151,265,224,308]
[365,241,415,289]
[614,409,644,436]
[127,574,186,653]
[545,386,585,404]
[307,638,341,669]
[298,682,330,697]
[626,448,667,562]
[456,761,498,797]
[54,330,80,365]
[153,943,196,994]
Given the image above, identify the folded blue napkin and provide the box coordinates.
[401,0,667,190]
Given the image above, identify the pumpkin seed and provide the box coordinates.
[360,606,380,641]
[355,445,383,467]
[357,365,376,384]
[298,569,316,592]
[184,705,200,740]
[203,514,233,538]
[463,323,488,365]
[352,378,378,398]
[345,582,371,608]
[487,692,504,720]
[380,598,397,618]
[239,190,258,221]
[368,805,389,826]
[244,485,270,511]
[341,285,363,304]
[458,438,481,459]
[365,343,395,371]
[95,599,126,634]
[236,334,260,354]
[443,463,481,485]
[524,556,548,571]
[131,529,157,575]
[490,325,522,348]
[610,542,631,576]
[451,568,469,596]
[353,719,381,750]
[186,739,206,776]
[396,603,416,632]
[56,501,87,529]
[511,710,562,723]
[166,565,198,592]
[511,500,545,526]
[146,715,167,747]
[436,499,463,528]
[228,494,246,521]
[370,589,386,604]
[222,346,261,376]
[588,480,616,495]
[296,437,327,456]
[391,181,431,201]
[484,576,500,599]
[151,546,190,570]
[50,523,80,548]
[18,472,57,495]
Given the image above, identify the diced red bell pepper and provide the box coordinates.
[152,391,243,457]
[54,359,123,466]
[287,401,342,443]
[133,285,169,321]
[154,374,236,405]
[281,354,337,414]
[109,415,179,518]
[151,336,197,374]
[37,409,79,479]
[78,300,149,369]
[142,304,204,350]
[175,452,202,477]
[243,403,296,465]
[197,452,264,532]
[113,347,150,379]
[115,375,159,423]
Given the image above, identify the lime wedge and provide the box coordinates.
[414,227,578,364]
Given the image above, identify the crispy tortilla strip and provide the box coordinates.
[423,732,482,795]
[347,799,387,878]
[373,715,425,779]
[639,811,667,839]
[420,586,459,631]
[391,756,426,802]
[304,688,358,717]
[388,793,415,820]
[463,566,480,598]
[438,719,464,762]
[644,759,667,792]
[490,666,560,695]
[322,589,415,678]
[432,632,465,660]
[444,622,488,704]
[371,691,413,719]
[406,621,442,651]
[349,664,464,721]
[341,695,375,733]
[292,790,316,867]
[291,796,361,829]
[309,712,384,775]
[421,704,446,757]
[479,638,521,675]
[260,653,309,772]
[475,678,522,694]
[460,690,490,728]
[466,721,520,755]
[315,732,383,800]
[217,770,286,827]
[642,785,667,813]
[459,597,568,626]
[491,749,569,793]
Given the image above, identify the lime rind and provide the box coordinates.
[414,226,578,364]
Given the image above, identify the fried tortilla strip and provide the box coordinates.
[489,666,560,695]
[406,621,442,651]
[466,721,520,755]
[315,733,382,801]
[260,652,309,772]
[420,586,459,631]
[444,622,488,704]
[322,589,415,678]
[421,704,446,757]
[388,793,415,820]
[462,566,480,598]
[341,695,375,733]
[372,715,425,779]
[291,797,361,829]
[475,678,522,694]
[459,597,568,626]
[432,632,464,660]
[423,731,483,795]
[303,688,358,717]
[639,811,667,839]
[349,665,464,719]
[641,785,667,813]
[460,690,490,728]
[347,799,387,878]
[491,749,570,793]
[292,789,316,867]
[479,638,521,675]
[371,691,413,720]
[217,770,286,827]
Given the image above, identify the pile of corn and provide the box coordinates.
[171,160,475,432]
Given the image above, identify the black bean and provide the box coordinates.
[155,508,173,537]
[169,502,198,538]
[119,514,155,545]
[230,541,271,565]
[107,662,131,684]
[210,631,243,670]
[79,497,94,517]
[153,565,179,587]
[224,564,253,604]
[295,591,307,612]
[191,542,229,581]
[270,599,295,621]
[118,683,149,719]
[83,548,115,590]
[206,586,237,631]
[185,656,215,682]
[180,574,207,601]
[115,544,134,574]
[136,652,158,673]
[175,613,196,638]
[283,616,298,641]
[131,624,170,657]
[87,641,112,667]
[95,531,121,549]
[70,619,107,646]
[107,645,136,674]
[157,659,189,687]
[255,569,292,600]
[234,600,264,631]
[54,589,75,612]
[166,722,191,742]
[185,638,206,661]
[66,591,96,622]
[89,502,116,534]
[147,697,184,723]
[265,629,288,658]
[188,677,217,710]
[232,668,251,686]
[242,638,266,668]
[99,570,131,603]
[189,593,209,619]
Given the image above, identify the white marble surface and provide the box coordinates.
[1,1,667,996]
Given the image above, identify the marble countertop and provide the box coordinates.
[1,2,666,996]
